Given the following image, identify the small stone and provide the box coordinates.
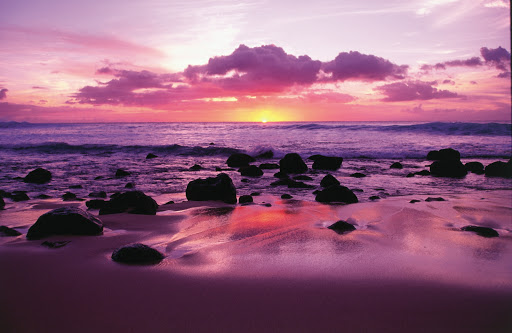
[369,196,380,200]
[281,194,293,199]
[42,240,70,248]
[250,192,261,196]
[409,199,421,203]
[62,192,77,201]
[189,164,202,171]
[425,197,445,202]
[115,169,131,177]
[0,226,22,237]
[125,182,135,189]
[327,220,356,234]
[112,243,164,264]
[239,195,253,204]
[461,225,499,238]
[350,173,366,178]
[24,168,52,184]
[390,162,403,169]
[146,153,158,159]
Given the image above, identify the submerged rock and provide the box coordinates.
[226,153,255,168]
[390,162,403,169]
[186,173,237,204]
[461,225,499,238]
[0,225,22,236]
[350,172,366,178]
[239,195,253,204]
[315,185,358,204]
[24,168,52,184]
[311,155,343,171]
[239,165,263,177]
[327,220,356,234]
[112,243,164,265]
[189,164,202,171]
[27,207,103,240]
[484,161,512,178]
[99,191,158,215]
[115,169,131,178]
[320,174,340,188]
[279,153,308,174]
[146,153,158,159]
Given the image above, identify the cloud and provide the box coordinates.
[376,80,460,102]
[421,57,482,71]
[322,51,408,81]
[442,79,455,85]
[480,46,511,71]
[0,88,8,100]
[497,71,511,78]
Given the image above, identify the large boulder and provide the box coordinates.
[186,173,237,204]
[427,148,461,161]
[24,168,52,184]
[99,191,158,215]
[112,243,164,264]
[430,160,467,178]
[226,153,255,168]
[279,153,307,174]
[315,185,358,204]
[320,174,340,187]
[239,165,263,177]
[465,162,484,174]
[27,207,103,240]
[311,155,343,171]
[484,161,512,178]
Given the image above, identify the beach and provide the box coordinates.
[1,190,511,332]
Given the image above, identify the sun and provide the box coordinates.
[261,119,268,123]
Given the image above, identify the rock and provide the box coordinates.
[251,192,261,196]
[279,153,308,174]
[461,225,499,238]
[374,188,385,191]
[125,182,135,189]
[352,188,364,192]
[273,171,289,179]
[0,196,4,209]
[281,194,293,199]
[115,169,131,177]
[11,192,30,202]
[27,207,103,240]
[263,203,272,207]
[260,163,280,170]
[94,176,103,180]
[24,168,52,184]
[320,174,340,187]
[239,195,253,204]
[484,161,512,178]
[35,194,52,199]
[146,153,158,159]
[0,225,21,236]
[256,150,274,159]
[85,199,106,209]
[164,200,175,205]
[62,192,77,201]
[465,162,484,174]
[99,191,159,215]
[186,173,237,204]
[369,196,380,200]
[315,185,358,204]
[110,192,121,198]
[390,162,403,169]
[350,172,366,178]
[425,197,445,202]
[293,175,313,181]
[239,165,263,177]
[241,179,249,183]
[69,185,83,189]
[409,199,421,203]
[226,153,255,167]
[111,243,164,265]
[189,164,202,171]
[415,170,431,176]
[327,220,356,234]
[430,160,467,178]
[311,155,343,171]
[89,191,107,198]
[427,148,461,161]
[406,173,415,178]
[42,240,70,248]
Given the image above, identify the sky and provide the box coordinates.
[0,0,510,122]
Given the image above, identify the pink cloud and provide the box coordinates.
[376,81,460,102]
[0,88,8,100]
[480,46,511,71]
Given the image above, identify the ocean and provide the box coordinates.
[1,121,511,203]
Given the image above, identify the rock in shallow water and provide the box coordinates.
[311,155,343,171]
[112,243,164,264]
[327,220,356,234]
[99,191,158,215]
[280,153,308,174]
[320,174,340,188]
[239,195,253,204]
[239,165,263,177]
[27,207,103,240]
[430,160,467,178]
[24,168,52,184]
[186,173,237,204]
[461,225,499,238]
[484,161,512,178]
[315,185,358,204]
[0,225,22,236]
[226,153,255,168]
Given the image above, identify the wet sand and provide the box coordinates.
[1,192,511,332]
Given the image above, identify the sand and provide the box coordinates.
[1,191,511,332]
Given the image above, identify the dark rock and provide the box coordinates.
[427,148,461,161]
[430,160,467,177]
[461,225,499,238]
[273,171,289,179]
[390,162,403,169]
[189,164,202,171]
[62,192,77,201]
[315,185,358,204]
[24,168,52,184]
[0,190,9,198]
[251,192,261,196]
[110,192,121,198]
[415,170,431,176]
[280,153,308,174]
[465,162,484,174]
[226,153,255,167]
[312,190,320,195]
[352,188,364,192]
[94,176,103,180]
[99,191,159,215]
[164,200,175,205]
[86,199,106,209]
[260,163,280,169]
[256,150,274,159]
[484,161,512,178]
[69,185,83,189]
[350,172,366,178]
[11,192,30,202]
[112,243,164,265]
[125,182,135,189]
[215,167,222,171]
[42,240,70,248]
[27,207,103,240]
[0,196,4,209]
[239,165,263,177]
[425,197,446,202]
[406,173,415,178]
[293,175,313,181]
[263,203,272,207]
[281,194,293,199]
[327,220,356,234]
[311,155,343,171]
[374,188,385,191]
[115,169,131,178]
[0,225,21,236]
[239,195,253,204]
[320,174,340,187]
[409,199,421,203]
[186,173,237,204]
[89,191,107,198]
[369,196,380,200]
[146,153,158,159]
[35,194,52,199]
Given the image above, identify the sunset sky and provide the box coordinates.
[0,0,510,122]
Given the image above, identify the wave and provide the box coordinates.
[0,142,241,157]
